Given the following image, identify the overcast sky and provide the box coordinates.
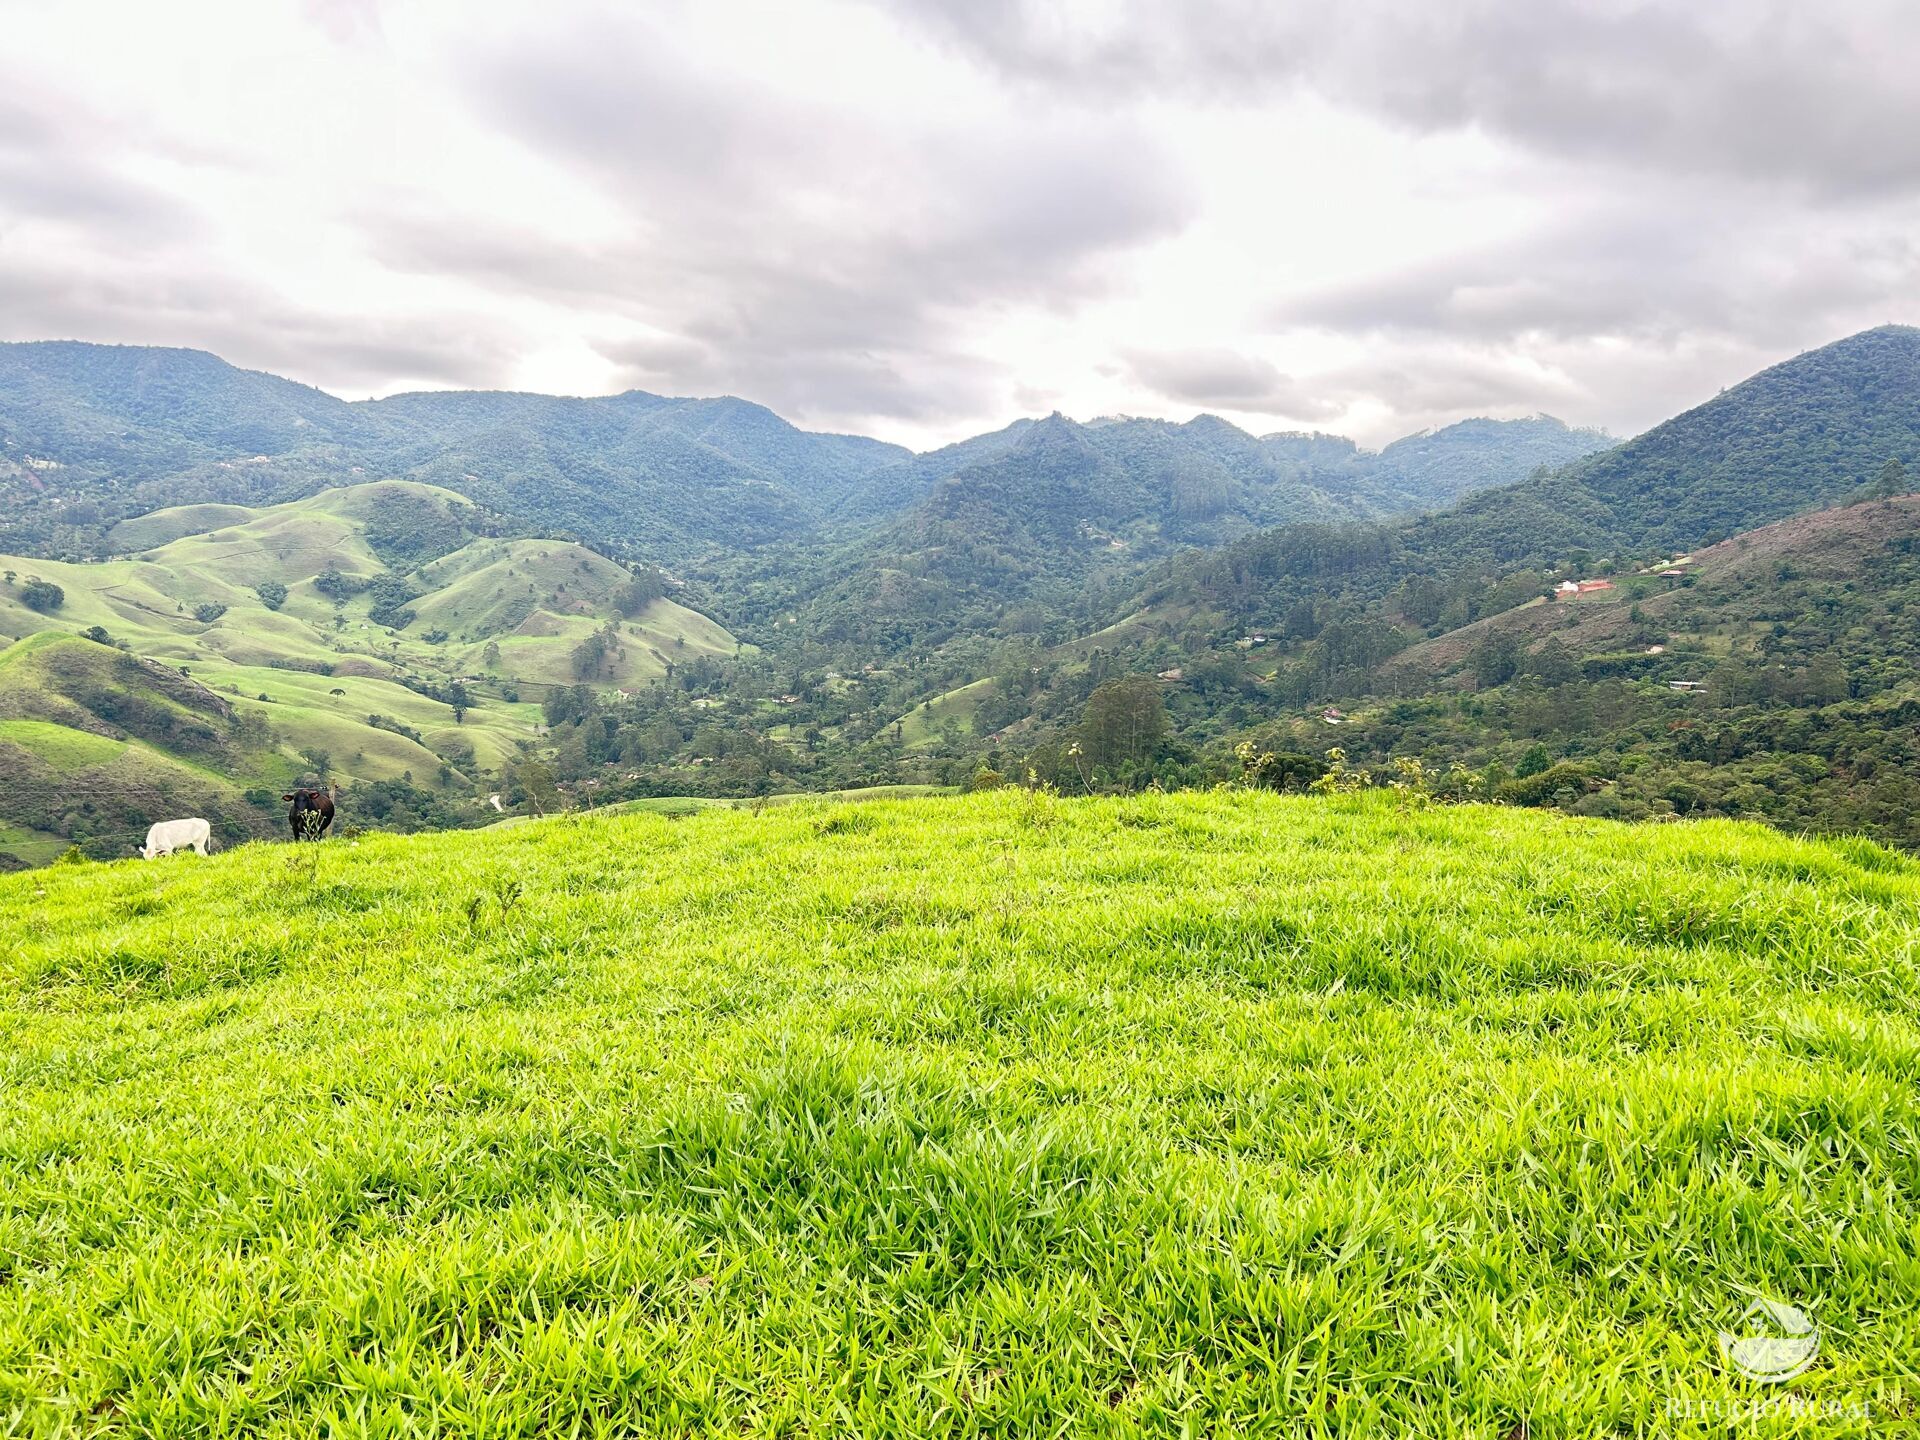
[4,1,1916,450]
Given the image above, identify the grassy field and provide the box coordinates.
[892,679,998,750]
[2,791,1916,1435]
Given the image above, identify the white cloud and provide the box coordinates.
[0,0,1915,448]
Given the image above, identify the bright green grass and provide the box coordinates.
[0,720,126,772]
[1,792,1916,1436]
[0,821,68,868]
[893,678,997,749]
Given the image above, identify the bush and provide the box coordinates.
[194,603,227,624]
[20,578,64,612]
[1495,762,1597,807]
[313,569,364,601]
[255,581,288,610]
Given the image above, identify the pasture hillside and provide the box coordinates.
[0,632,289,864]
[0,482,740,863]
[1,790,1913,1434]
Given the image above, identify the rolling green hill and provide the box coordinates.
[0,631,289,865]
[2,790,1912,1432]
[0,481,739,865]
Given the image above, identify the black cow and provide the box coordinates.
[282,788,335,842]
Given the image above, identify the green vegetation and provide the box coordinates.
[0,341,908,561]
[2,791,1913,1433]
[17,578,62,613]
[0,481,739,865]
[7,328,1920,868]
[0,632,286,864]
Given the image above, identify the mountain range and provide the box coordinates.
[0,339,1610,564]
[3,324,1919,866]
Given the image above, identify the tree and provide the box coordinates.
[1876,457,1908,499]
[20,578,63,613]
[570,621,621,680]
[313,568,361,600]
[254,580,288,611]
[448,679,472,724]
[1078,676,1167,772]
[1469,631,1522,688]
[1523,638,1581,687]
[613,569,666,615]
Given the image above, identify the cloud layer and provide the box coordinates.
[1,0,1915,447]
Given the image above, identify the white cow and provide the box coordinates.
[139,817,211,859]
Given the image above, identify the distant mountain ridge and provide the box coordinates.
[1162,325,1920,639]
[0,342,912,560]
[0,341,1611,566]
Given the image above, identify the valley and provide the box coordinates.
[2,329,1919,869]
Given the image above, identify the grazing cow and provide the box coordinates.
[139,817,211,859]
[282,788,335,841]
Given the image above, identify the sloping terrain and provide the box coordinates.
[0,342,910,561]
[2,790,1912,1431]
[1155,326,1920,639]
[0,632,289,864]
[1,341,1609,577]
[1378,495,1920,688]
[0,481,740,863]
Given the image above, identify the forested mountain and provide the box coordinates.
[1369,415,1613,509]
[0,343,910,561]
[1158,326,1920,643]
[0,342,1604,571]
[761,409,1612,649]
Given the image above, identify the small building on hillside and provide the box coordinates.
[1555,578,1616,600]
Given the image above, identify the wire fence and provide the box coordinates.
[0,779,341,852]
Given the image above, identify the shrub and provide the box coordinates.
[313,569,364,601]
[20,578,64,612]
[1495,762,1597,807]
[254,581,288,610]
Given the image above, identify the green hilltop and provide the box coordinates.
[2,790,1913,1431]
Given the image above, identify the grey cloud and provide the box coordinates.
[1123,340,1582,437]
[885,0,1920,197]
[1279,201,1920,353]
[397,11,1196,427]
[0,255,512,392]
[1122,346,1344,419]
[0,96,204,241]
[1321,352,1580,417]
